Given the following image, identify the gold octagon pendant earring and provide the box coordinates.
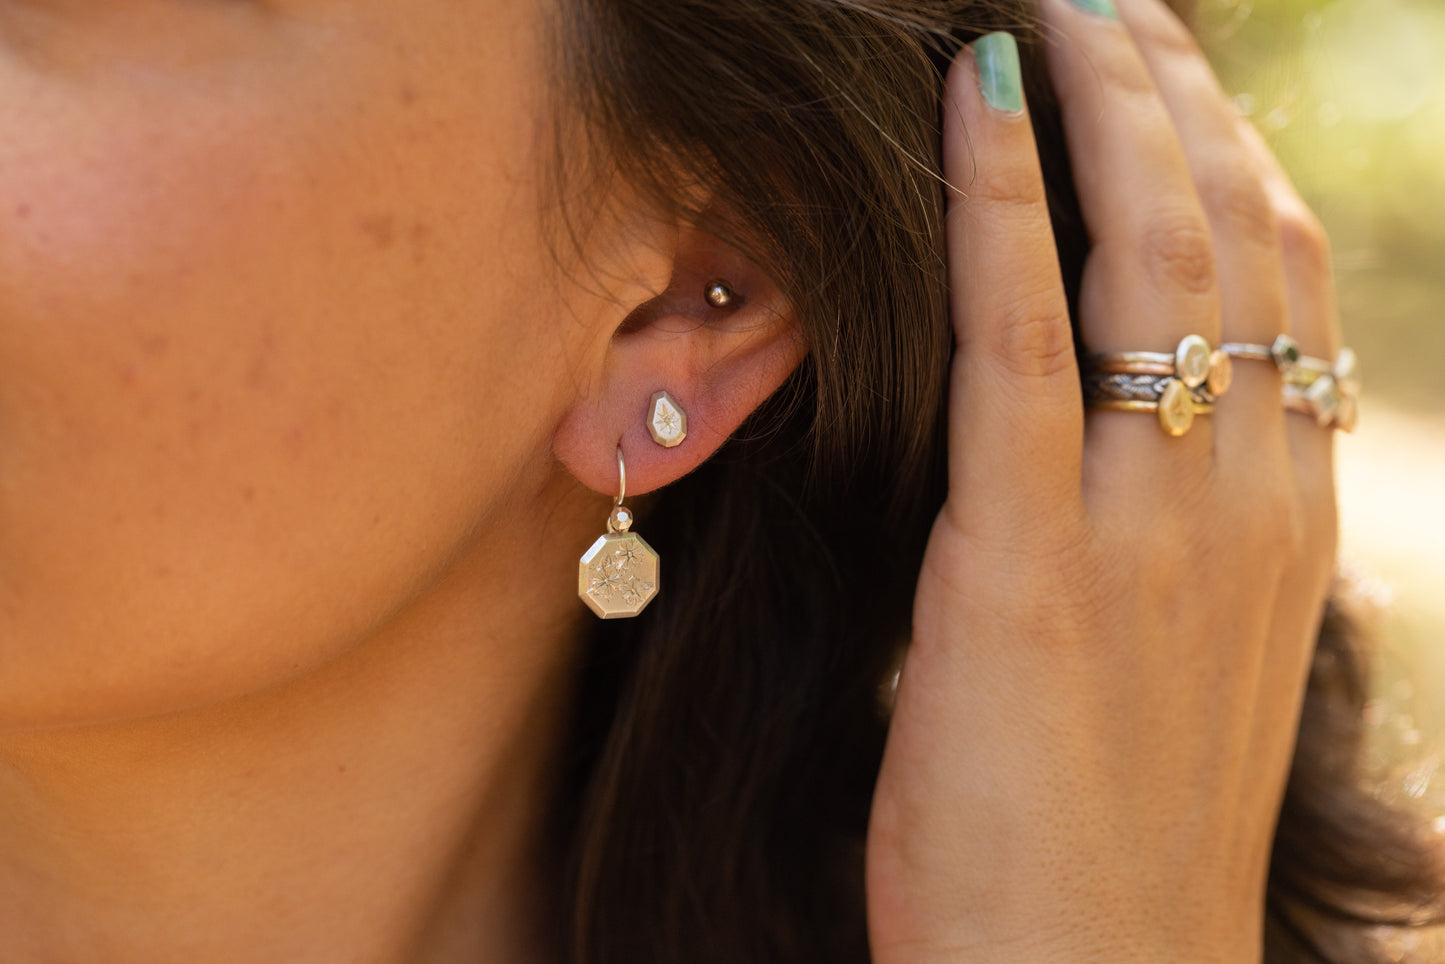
[578,446,660,619]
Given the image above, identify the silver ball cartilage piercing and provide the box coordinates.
[704,279,736,309]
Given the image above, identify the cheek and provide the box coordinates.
[0,44,560,725]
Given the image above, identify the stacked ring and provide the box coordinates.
[1219,334,1303,375]
[1285,347,1360,432]
[1221,337,1360,433]
[1082,335,1231,437]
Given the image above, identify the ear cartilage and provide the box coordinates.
[647,390,687,448]
[703,279,736,309]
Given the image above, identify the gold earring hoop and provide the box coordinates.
[578,445,660,619]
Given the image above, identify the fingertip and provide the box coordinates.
[946,33,1030,118]
[974,32,1025,116]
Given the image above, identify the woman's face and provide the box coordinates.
[0,0,624,726]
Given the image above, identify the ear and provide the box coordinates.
[552,218,807,499]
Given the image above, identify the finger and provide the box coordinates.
[1237,117,1341,621]
[1235,117,1342,362]
[1118,3,1339,804]
[1114,0,1285,349]
[943,32,1083,534]
[1116,0,1290,444]
[1041,0,1221,356]
[1231,114,1342,817]
[1233,117,1341,465]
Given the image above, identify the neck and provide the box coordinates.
[0,472,600,963]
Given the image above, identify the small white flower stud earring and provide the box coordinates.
[647,390,687,448]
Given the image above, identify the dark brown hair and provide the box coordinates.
[544,1,1445,961]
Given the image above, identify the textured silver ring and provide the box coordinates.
[1083,371,1218,406]
[1082,372,1215,438]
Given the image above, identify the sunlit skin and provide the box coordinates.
[0,0,1337,961]
[0,1,803,959]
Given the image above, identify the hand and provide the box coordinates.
[864,0,1340,959]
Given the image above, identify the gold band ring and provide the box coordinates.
[1083,375,1214,437]
[1089,391,1215,438]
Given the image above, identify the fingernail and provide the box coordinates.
[1065,0,1119,18]
[975,32,1023,115]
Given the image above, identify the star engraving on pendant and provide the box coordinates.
[647,391,687,448]
[579,528,659,618]
[585,537,653,607]
[617,541,646,567]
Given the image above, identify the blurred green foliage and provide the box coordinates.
[1202,0,1445,412]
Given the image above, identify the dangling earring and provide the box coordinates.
[578,445,659,619]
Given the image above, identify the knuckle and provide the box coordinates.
[1139,211,1217,296]
[1133,13,1204,60]
[989,298,1076,380]
[1276,204,1333,277]
[1095,50,1159,99]
[969,163,1044,214]
[1197,164,1277,248]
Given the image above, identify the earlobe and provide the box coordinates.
[552,222,807,502]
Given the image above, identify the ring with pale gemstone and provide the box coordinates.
[1084,334,1235,398]
[1082,334,1230,437]
[1282,347,1361,433]
[1221,336,1359,432]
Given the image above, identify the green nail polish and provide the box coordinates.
[1066,0,1118,18]
[975,32,1023,114]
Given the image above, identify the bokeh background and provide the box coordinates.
[1199,0,1444,953]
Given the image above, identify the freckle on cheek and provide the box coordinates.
[138,334,169,357]
[359,214,397,251]
[14,203,30,219]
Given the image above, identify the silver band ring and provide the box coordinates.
[1083,371,1218,406]
[1084,334,1234,398]
[1221,334,1303,373]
